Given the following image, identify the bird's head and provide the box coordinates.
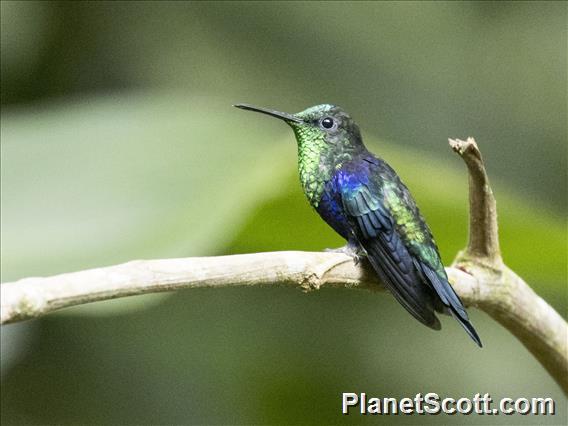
[234,103,364,156]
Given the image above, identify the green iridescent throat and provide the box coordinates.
[292,126,330,208]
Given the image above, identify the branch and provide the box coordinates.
[1,138,566,395]
[449,137,501,265]
[0,252,380,324]
[449,137,567,395]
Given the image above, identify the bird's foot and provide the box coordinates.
[324,244,365,265]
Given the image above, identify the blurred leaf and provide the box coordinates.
[1,93,292,314]
[0,1,54,88]
[2,2,564,211]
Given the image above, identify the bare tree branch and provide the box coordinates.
[0,252,379,325]
[1,138,566,394]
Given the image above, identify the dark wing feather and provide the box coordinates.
[338,158,482,346]
[341,182,441,330]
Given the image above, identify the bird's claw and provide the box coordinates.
[324,247,346,253]
[324,244,364,265]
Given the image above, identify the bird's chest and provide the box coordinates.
[315,181,352,240]
[297,145,350,209]
[297,145,330,208]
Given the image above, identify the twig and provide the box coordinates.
[1,138,566,394]
[449,137,501,265]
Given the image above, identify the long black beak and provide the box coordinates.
[233,103,303,123]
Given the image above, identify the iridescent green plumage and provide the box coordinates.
[235,102,482,347]
[292,104,361,207]
[293,124,328,207]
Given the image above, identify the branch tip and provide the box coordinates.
[449,137,500,263]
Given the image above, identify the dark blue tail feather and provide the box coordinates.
[419,262,483,347]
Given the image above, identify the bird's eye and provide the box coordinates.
[321,117,335,129]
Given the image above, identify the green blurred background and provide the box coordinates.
[1,1,566,424]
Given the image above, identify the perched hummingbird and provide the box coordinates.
[234,103,482,347]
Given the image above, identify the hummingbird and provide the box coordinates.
[234,103,482,347]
